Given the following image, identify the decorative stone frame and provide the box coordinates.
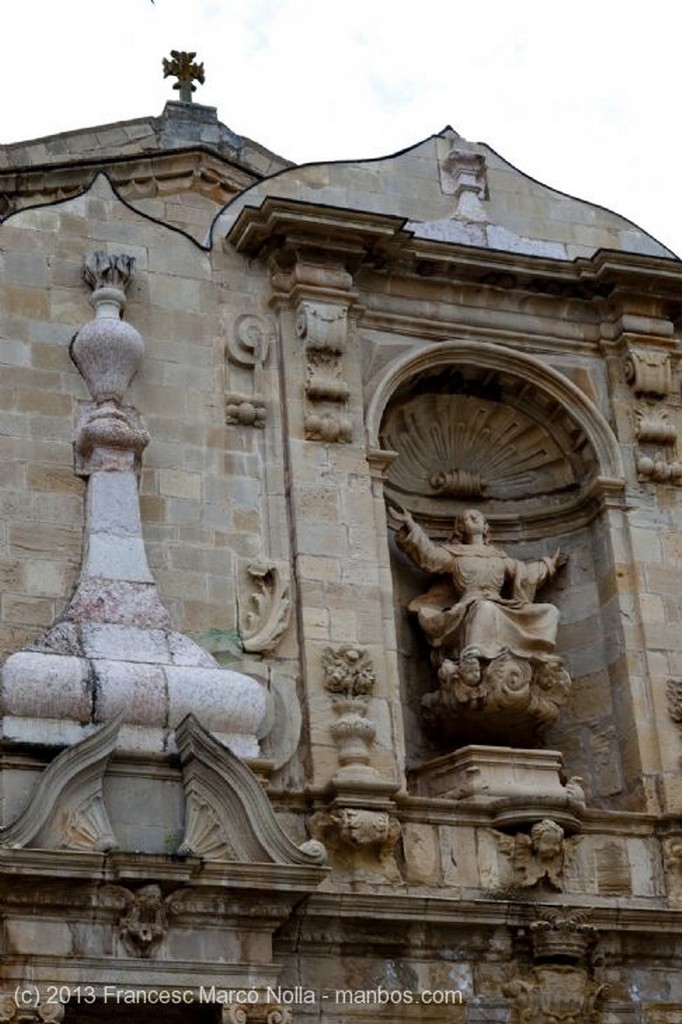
[366,339,633,801]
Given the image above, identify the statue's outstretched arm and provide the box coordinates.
[388,503,452,574]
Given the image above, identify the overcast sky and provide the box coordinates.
[5,1,681,255]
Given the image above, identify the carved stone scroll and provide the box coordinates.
[0,997,64,1023]
[624,346,673,397]
[634,404,682,485]
[225,313,274,428]
[238,560,291,654]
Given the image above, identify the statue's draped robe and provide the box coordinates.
[396,522,559,660]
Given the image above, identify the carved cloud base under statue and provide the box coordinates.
[422,648,571,747]
[408,745,586,831]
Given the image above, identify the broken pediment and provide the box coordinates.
[175,714,327,872]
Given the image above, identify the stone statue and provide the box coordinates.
[389,505,570,744]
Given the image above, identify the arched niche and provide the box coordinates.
[367,341,635,808]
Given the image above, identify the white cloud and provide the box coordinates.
[4,0,682,254]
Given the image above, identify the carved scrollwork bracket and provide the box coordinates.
[622,345,682,486]
[297,301,352,443]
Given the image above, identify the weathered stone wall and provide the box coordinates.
[3,111,682,1020]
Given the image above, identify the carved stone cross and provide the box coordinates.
[162,50,205,103]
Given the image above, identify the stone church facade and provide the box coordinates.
[1,76,682,1023]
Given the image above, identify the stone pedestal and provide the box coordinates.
[408,745,585,830]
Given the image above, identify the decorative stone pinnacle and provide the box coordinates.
[72,252,143,410]
[162,50,205,103]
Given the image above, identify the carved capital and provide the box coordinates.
[529,907,596,962]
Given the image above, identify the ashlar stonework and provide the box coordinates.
[1,96,682,1021]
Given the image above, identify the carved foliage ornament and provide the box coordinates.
[321,646,380,782]
[667,679,682,724]
[529,907,595,962]
[238,560,291,654]
[321,644,377,703]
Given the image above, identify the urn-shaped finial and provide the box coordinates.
[71,253,143,404]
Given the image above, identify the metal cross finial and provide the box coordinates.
[162,50,205,104]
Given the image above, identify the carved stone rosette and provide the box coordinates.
[322,645,379,782]
[297,301,352,442]
[423,649,571,747]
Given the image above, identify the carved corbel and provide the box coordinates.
[296,301,353,443]
[225,313,274,428]
[495,819,573,892]
[238,560,291,655]
[624,346,673,397]
[99,883,175,958]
